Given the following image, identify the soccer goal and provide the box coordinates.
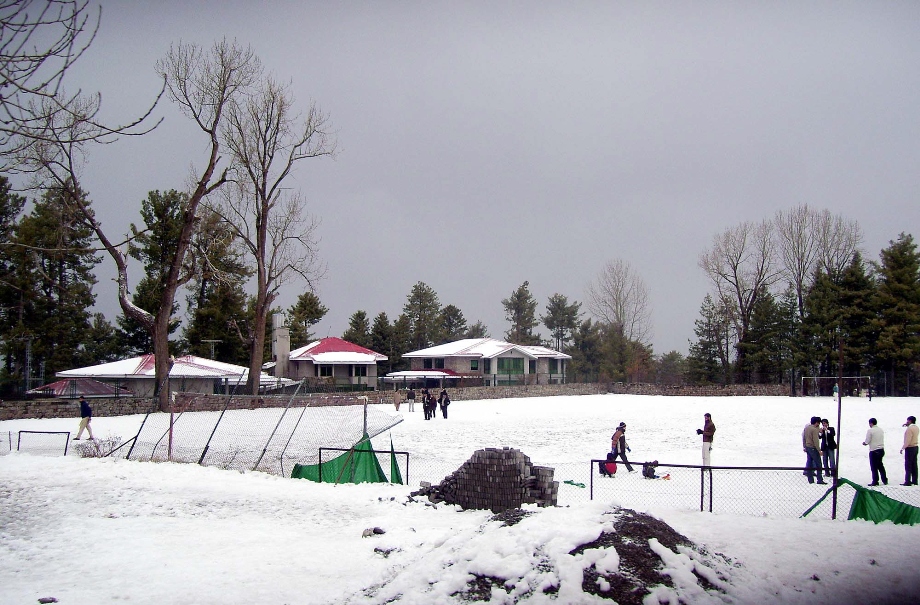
[800,376,871,397]
[16,430,72,456]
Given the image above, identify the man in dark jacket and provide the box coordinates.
[611,422,635,472]
[74,395,94,440]
[697,413,715,466]
[820,419,837,475]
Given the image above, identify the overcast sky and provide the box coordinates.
[60,1,920,355]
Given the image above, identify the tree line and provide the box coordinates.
[1,4,916,399]
[689,206,920,396]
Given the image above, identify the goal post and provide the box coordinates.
[800,376,871,397]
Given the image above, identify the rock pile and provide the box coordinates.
[413,447,558,512]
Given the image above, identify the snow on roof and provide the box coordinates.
[56,354,283,385]
[402,338,571,360]
[27,377,134,398]
[289,337,387,364]
[382,369,463,382]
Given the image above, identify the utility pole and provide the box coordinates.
[201,339,222,360]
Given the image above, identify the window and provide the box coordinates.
[497,357,524,374]
[470,359,479,371]
[529,360,536,374]
[423,358,433,369]
[483,359,491,374]
[435,358,444,369]
[319,365,332,377]
[549,359,559,374]
[353,365,367,377]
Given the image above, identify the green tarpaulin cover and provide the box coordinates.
[845,479,920,525]
[291,434,398,484]
[801,478,920,525]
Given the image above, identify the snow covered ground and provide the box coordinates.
[2,393,920,604]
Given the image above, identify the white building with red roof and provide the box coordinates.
[385,338,570,387]
[286,337,387,387]
[56,355,287,397]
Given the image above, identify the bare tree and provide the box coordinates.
[585,259,652,344]
[699,219,780,370]
[22,39,259,410]
[775,205,863,318]
[211,75,334,394]
[815,209,862,278]
[1,0,161,172]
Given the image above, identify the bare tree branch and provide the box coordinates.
[585,258,652,344]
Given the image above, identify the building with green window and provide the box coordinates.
[392,338,570,386]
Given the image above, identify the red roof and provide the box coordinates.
[301,337,381,356]
[27,377,134,398]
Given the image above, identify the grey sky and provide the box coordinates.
[63,1,920,355]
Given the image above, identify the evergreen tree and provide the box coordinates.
[502,281,541,345]
[541,293,581,351]
[403,281,442,349]
[286,291,328,347]
[838,253,877,377]
[654,351,687,386]
[740,290,788,383]
[7,186,99,386]
[687,294,733,385]
[439,304,467,343]
[873,233,920,395]
[391,313,413,371]
[182,208,252,362]
[118,190,187,354]
[568,319,602,382]
[466,320,490,339]
[370,312,394,372]
[343,310,372,348]
[81,312,128,365]
[801,269,842,380]
[0,176,26,390]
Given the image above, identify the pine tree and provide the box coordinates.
[801,269,842,379]
[370,312,394,372]
[182,208,252,362]
[0,176,26,390]
[502,281,541,345]
[439,304,467,343]
[403,281,442,349]
[541,293,581,351]
[7,186,99,384]
[343,310,372,348]
[466,320,490,338]
[687,294,733,385]
[568,319,602,382]
[838,253,877,377]
[391,314,413,371]
[286,291,328,347]
[873,233,920,395]
[81,313,128,365]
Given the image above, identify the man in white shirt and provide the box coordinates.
[900,415,919,486]
[862,418,888,486]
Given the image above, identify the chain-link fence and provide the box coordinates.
[582,460,920,519]
[7,430,72,456]
[112,401,402,477]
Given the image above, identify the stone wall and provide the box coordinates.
[1,382,789,420]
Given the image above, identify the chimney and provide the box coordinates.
[271,313,290,378]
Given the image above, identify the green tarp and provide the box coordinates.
[845,479,920,525]
[801,478,920,525]
[291,434,400,485]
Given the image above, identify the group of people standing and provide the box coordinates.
[403,387,450,420]
[860,415,918,487]
[802,417,835,484]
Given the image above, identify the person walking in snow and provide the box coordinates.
[406,388,416,412]
[863,417,888,486]
[74,395,94,440]
[697,413,715,467]
[611,422,635,473]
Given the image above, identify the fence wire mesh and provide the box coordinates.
[125,403,402,476]
[14,431,71,457]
